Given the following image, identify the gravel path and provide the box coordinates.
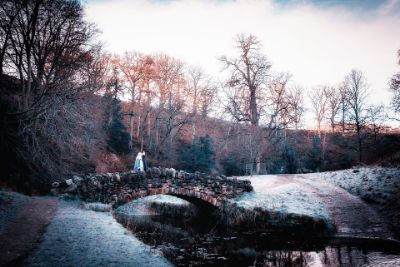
[24,200,172,267]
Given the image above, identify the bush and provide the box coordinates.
[281,141,298,174]
[179,136,215,173]
[306,136,322,172]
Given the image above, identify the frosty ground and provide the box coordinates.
[0,192,172,267]
[0,166,399,266]
[236,166,399,239]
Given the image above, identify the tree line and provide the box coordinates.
[0,0,399,192]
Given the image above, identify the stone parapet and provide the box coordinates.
[52,167,253,208]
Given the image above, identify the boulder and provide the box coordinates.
[177,170,185,179]
[113,173,121,182]
[169,168,176,178]
[73,175,82,185]
[90,177,98,186]
[65,182,78,193]
[151,167,162,177]
[65,179,73,186]
[165,168,172,178]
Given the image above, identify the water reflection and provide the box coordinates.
[113,201,400,267]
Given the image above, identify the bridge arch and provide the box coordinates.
[114,186,222,212]
[55,170,253,209]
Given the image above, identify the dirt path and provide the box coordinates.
[246,174,395,240]
[0,197,58,266]
[295,175,394,240]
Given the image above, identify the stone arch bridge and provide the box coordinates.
[54,168,253,209]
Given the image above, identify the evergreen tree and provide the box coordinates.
[306,136,322,171]
[106,98,130,154]
[179,136,215,172]
[281,141,297,174]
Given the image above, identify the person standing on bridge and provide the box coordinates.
[142,151,148,172]
[133,152,144,172]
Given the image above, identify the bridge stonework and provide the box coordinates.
[53,168,253,208]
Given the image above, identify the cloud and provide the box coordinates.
[378,0,400,15]
[85,0,400,120]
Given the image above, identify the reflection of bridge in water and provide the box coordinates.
[57,168,253,209]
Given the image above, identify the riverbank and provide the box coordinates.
[0,191,172,267]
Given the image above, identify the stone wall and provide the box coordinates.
[52,167,253,208]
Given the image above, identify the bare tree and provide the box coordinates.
[390,49,400,120]
[220,34,271,126]
[198,82,216,118]
[115,52,154,148]
[338,83,349,133]
[324,86,341,132]
[345,69,369,162]
[0,1,20,75]
[186,66,216,142]
[149,54,189,160]
[264,73,292,134]
[0,0,102,184]
[309,86,328,137]
[366,105,386,146]
[287,86,304,130]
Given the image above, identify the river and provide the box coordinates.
[113,194,400,267]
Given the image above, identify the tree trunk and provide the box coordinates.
[250,87,258,126]
[192,116,196,144]
[129,113,134,149]
[136,111,141,138]
[357,129,362,163]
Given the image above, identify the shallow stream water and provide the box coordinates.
[114,210,400,267]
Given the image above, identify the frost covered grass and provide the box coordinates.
[235,184,329,221]
[311,167,400,205]
[25,200,172,267]
[114,194,197,218]
[221,175,333,235]
[144,195,192,206]
[311,166,400,238]
[82,202,112,212]
[235,175,330,221]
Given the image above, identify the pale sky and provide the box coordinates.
[84,0,400,126]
